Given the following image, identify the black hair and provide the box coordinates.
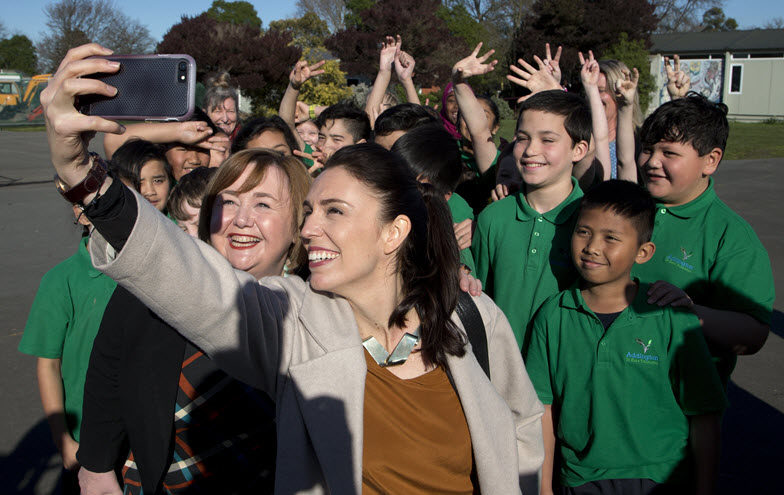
[579,179,656,243]
[476,95,500,129]
[517,89,591,146]
[391,124,461,196]
[167,167,217,221]
[325,143,465,367]
[161,108,221,154]
[231,115,300,155]
[315,102,372,143]
[374,103,439,136]
[640,92,729,155]
[109,139,173,191]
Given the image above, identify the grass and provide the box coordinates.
[495,119,784,161]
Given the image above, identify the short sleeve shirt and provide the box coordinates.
[18,237,117,441]
[472,178,582,348]
[447,192,476,273]
[633,178,775,382]
[525,283,727,487]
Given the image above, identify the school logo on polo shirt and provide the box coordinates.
[625,338,660,365]
[664,246,695,273]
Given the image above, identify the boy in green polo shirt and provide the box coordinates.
[526,180,726,494]
[472,90,590,348]
[19,207,117,492]
[633,94,774,384]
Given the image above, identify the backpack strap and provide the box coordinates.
[455,291,490,380]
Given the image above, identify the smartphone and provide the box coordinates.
[77,54,196,121]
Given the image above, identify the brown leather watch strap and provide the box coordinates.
[54,152,109,206]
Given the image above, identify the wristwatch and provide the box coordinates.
[54,152,109,206]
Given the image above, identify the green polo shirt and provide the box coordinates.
[525,283,727,487]
[633,178,775,382]
[447,192,476,273]
[472,178,582,348]
[19,237,117,442]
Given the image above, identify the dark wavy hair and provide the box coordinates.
[640,92,729,155]
[231,115,300,155]
[325,143,465,367]
[109,139,173,191]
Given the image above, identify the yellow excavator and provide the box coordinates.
[0,74,52,121]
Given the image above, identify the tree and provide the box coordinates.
[326,0,469,87]
[652,0,723,32]
[510,0,657,91]
[37,0,154,72]
[158,13,301,108]
[701,7,737,31]
[0,35,38,74]
[763,17,784,29]
[343,0,376,28]
[269,12,330,51]
[298,49,353,105]
[206,0,262,29]
[295,0,347,32]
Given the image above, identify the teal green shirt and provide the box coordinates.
[447,192,476,273]
[472,178,582,348]
[455,139,501,215]
[18,237,117,441]
[525,283,727,487]
[633,178,775,382]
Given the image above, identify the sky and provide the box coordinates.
[2,0,783,45]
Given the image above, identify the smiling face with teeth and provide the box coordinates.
[209,164,298,279]
[513,109,587,191]
[301,166,399,299]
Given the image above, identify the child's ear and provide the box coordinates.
[571,140,589,163]
[635,241,656,265]
[701,147,722,176]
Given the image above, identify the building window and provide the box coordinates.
[729,64,743,94]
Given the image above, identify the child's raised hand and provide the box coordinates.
[664,55,690,99]
[175,121,214,145]
[647,280,695,310]
[453,42,498,82]
[615,67,639,106]
[507,55,561,102]
[394,49,416,81]
[579,50,600,88]
[379,35,401,71]
[544,43,563,84]
[289,60,326,90]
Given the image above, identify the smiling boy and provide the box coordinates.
[633,94,774,384]
[526,180,726,494]
[472,90,590,348]
[314,103,371,162]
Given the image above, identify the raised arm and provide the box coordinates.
[664,55,690,100]
[103,121,225,159]
[579,51,611,181]
[614,67,639,182]
[280,59,326,151]
[394,49,419,104]
[452,43,499,174]
[366,35,400,128]
[507,43,562,103]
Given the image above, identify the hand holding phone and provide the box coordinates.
[77,54,196,121]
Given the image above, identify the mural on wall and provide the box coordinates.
[659,59,723,103]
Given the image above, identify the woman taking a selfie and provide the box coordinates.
[43,44,544,494]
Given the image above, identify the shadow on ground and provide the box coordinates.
[0,418,61,494]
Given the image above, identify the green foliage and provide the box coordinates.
[0,35,38,75]
[269,12,330,50]
[602,33,654,113]
[491,94,515,120]
[701,7,737,32]
[437,4,485,49]
[206,0,262,29]
[344,0,376,28]
[298,49,352,105]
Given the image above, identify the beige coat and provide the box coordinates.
[89,193,544,494]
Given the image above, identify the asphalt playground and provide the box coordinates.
[0,130,782,494]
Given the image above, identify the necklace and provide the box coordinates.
[362,327,421,367]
